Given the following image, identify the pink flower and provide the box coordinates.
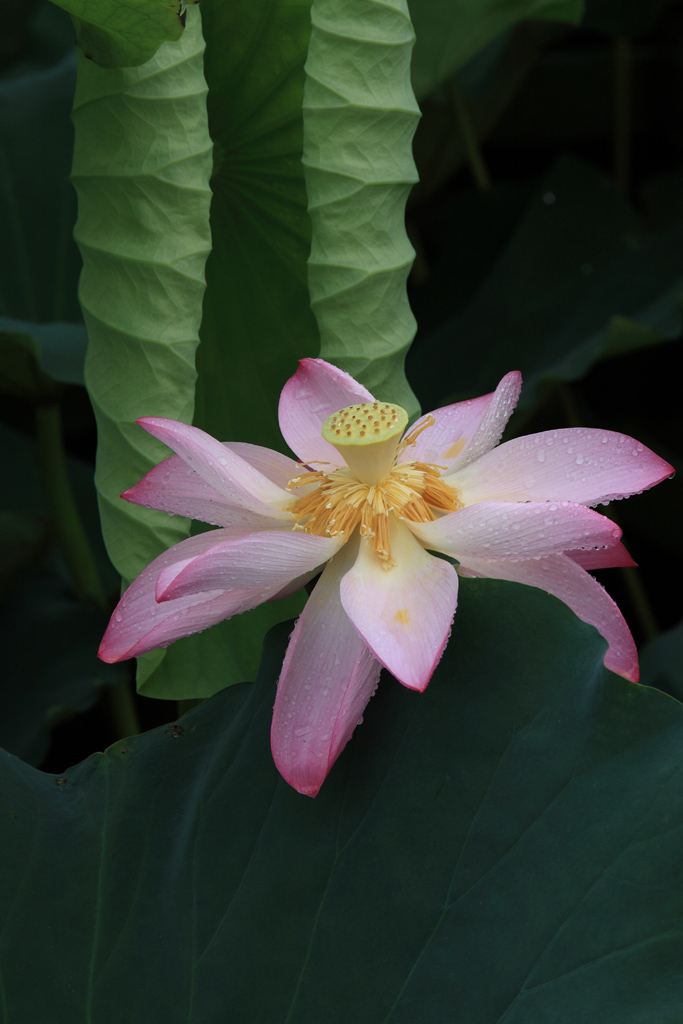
[99,359,673,796]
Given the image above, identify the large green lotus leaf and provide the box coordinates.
[409,0,583,100]
[166,0,319,701]
[48,0,184,69]
[302,0,421,417]
[409,156,683,414]
[194,0,317,448]
[73,7,212,586]
[72,8,213,696]
[2,580,683,1020]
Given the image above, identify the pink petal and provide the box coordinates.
[155,531,340,601]
[405,501,622,562]
[278,358,374,466]
[271,539,382,797]
[568,541,636,571]
[98,531,286,663]
[456,552,639,681]
[123,454,294,530]
[136,418,294,519]
[406,371,522,472]
[340,520,458,691]
[226,442,302,489]
[450,428,674,507]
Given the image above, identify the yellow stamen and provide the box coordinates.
[395,414,435,462]
[288,406,462,565]
[288,460,462,567]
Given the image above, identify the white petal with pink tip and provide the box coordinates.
[448,371,522,471]
[450,428,673,507]
[567,541,636,571]
[98,531,287,663]
[456,552,638,681]
[137,418,294,518]
[405,501,622,562]
[271,539,382,797]
[155,532,341,602]
[340,520,458,691]
[123,453,294,530]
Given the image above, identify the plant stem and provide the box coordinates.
[35,401,141,739]
[35,402,106,607]
[103,679,142,740]
[619,565,660,642]
[449,78,491,192]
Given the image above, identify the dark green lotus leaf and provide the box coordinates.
[409,0,583,100]
[409,156,683,415]
[2,579,682,1020]
[0,54,82,327]
[0,322,87,397]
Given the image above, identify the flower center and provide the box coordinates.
[287,403,462,566]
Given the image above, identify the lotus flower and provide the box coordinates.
[99,359,673,795]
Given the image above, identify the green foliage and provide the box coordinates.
[196,0,318,450]
[0,422,123,764]
[303,0,421,417]
[1,1,681,1012]
[160,0,319,699]
[642,621,683,703]
[0,325,86,396]
[410,157,683,414]
[0,570,123,765]
[409,0,583,99]
[2,582,683,1019]
[0,54,82,326]
[71,8,213,697]
[48,0,184,69]
[71,7,212,587]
